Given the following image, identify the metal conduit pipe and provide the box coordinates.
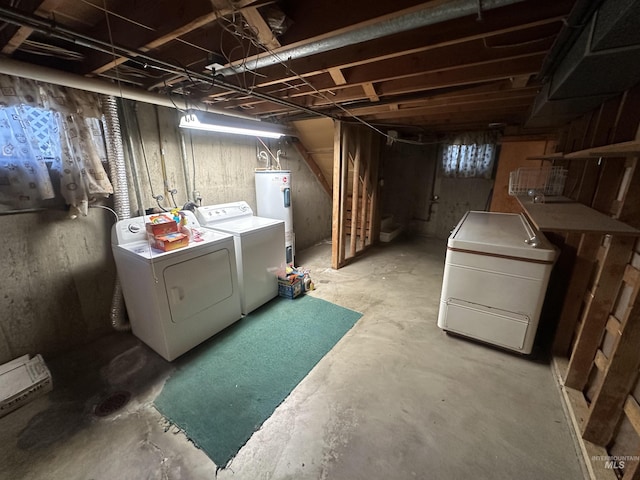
[0,58,255,119]
[217,0,526,76]
[102,95,131,332]
[0,5,333,119]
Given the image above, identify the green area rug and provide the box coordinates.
[154,295,362,467]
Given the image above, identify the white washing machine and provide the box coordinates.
[111,210,242,361]
[196,201,285,315]
[437,211,558,354]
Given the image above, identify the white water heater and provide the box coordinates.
[255,169,294,264]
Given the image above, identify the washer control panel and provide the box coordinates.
[196,201,253,226]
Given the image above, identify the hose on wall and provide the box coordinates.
[103,95,131,332]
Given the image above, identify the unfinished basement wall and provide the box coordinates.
[379,141,436,236]
[379,141,494,239]
[125,102,331,251]
[423,145,494,239]
[0,100,331,364]
[542,82,640,478]
[0,210,116,365]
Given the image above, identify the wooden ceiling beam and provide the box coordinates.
[1,0,64,55]
[88,0,260,75]
[362,83,380,102]
[511,74,531,89]
[285,52,545,105]
[375,53,546,98]
[211,52,545,117]
[346,85,540,117]
[328,68,347,86]
[380,109,526,127]
[341,34,554,86]
[204,41,549,108]
[355,95,536,121]
[232,2,570,89]
[241,5,280,50]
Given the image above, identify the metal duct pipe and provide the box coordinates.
[0,58,254,119]
[217,0,526,76]
[103,95,131,332]
[536,0,605,82]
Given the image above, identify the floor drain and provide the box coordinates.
[94,391,131,417]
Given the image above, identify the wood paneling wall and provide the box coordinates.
[551,83,640,479]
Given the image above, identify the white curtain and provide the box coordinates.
[0,74,113,214]
[442,131,498,179]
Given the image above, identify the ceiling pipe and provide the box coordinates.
[0,57,255,119]
[0,5,334,120]
[215,0,526,76]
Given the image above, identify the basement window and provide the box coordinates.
[0,74,114,215]
[441,132,498,179]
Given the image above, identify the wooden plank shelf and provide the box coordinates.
[552,356,617,480]
[564,141,640,159]
[526,153,565,160]
[515,196,640,236]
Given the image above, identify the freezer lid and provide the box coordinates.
[448,211,557,262]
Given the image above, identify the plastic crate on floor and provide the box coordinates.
[278,277,303,299]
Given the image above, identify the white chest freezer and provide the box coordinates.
[437,211,558,354]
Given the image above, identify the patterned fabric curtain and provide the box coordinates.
[441,131,499,179]
[0,74,113,214]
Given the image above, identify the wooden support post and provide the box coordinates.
[331,121,344,269]
[350,129,361,257]
[582,264,640,445]
[368,135,381,245]
[359,129,371,249]
[553,234,601,356]
[565,236,634,389]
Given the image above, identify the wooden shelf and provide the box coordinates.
[526,153,565,161]
[516,196,640,236]
[564,140,640,159]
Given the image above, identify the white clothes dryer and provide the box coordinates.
[111,210,242,361]
[196,201,285,315]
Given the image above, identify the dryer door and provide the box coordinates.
[163,248,234,323]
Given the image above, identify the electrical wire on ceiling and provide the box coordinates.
[203,5,440,146]
[18,40,85,60]
[100,0,167,211]
[0,1,440,145]
[80,0,214,54]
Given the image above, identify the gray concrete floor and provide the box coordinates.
[0,236,584,480]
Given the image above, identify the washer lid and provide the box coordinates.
[448,211,557,262]
[203,215,284,235]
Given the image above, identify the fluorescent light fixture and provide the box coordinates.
[179,111,284,139]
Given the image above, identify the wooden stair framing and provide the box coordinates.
[332,121,380,269]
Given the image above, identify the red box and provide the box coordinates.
[151,232,189,252]
[146,214,179,236]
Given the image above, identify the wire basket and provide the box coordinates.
[508,166,567,196]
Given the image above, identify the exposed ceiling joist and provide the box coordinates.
[0,0,599,135]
